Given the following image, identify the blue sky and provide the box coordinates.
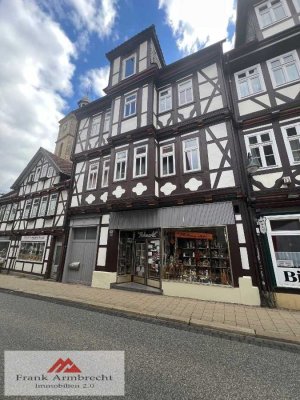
[0,0,236,192]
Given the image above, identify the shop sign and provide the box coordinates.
[275,266,300,289]
[175,231,213,240]
[136,230,160,239]
[21,235,47,242]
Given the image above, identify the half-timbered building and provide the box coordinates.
[64,26,261,306]
[0,148,71,279]
[225,0,300,309]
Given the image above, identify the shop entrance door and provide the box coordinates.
[133,241,147,285]
[133,239,161,289]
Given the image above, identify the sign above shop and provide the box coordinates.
[175,231,213,240]
[136,230,160,239]
[21,235,47,242]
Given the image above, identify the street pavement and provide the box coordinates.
[0,274,300,346]
[1,292,300,400]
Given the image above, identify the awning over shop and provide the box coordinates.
[109,202,235,230]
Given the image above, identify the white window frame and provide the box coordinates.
[234,64,266,100]
[281,123,300,165]
[122,54,136,79]
[293,0,300,12]
[255,0,290,29]
[3,204,11,222]
[245,130,281,170]
[47,193,58,216]
[101,159,110,188]
[9,203,17,221]
[87,162,99,191]
[23,199,32,219]
[114,150,128,181]
[0,205,5,221]
[103,110,111,133]
[267,51,300,88]
[90,114,101,137]
[182,137,201,173]
[38,196,48,217]
[133,145,148,178]
[47,166,54,178]
[35,167,41,181]
[178,79,193,107]
[158,87,172,113]
[41,164,48,178]
[123,93,137,118]
[160,143,176,177]
[30,198,40,218]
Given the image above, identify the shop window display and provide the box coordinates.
[0,241,10,260]
[18,241,45,262]
[163,228,232,286]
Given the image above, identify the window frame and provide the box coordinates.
[34,167,41,182]
[103,110,111,133]
[122,54,136,79]
[158,87,172,113]
[255,0,289,29]
[41,164,48,178]
[47,193,58,216]
[3,204,11,222]
[133,144,148,178]
[123,93,137,118]
[47,166,54,178]
[160,143,176,177]
[267,51,300,88]
[182,136,201,173]
[9,203,17,221]
[114,150,128,182]
[281,123,300,165]
[234,64,266,100]
[101,159,110,188]
[38,196,48,217]
[244,130,281,170]
[178,79,194,107]
[30,198,40,218]
[86,162,99,191]
[90,114,101,137]
[23,199,32,219]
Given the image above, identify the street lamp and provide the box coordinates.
[246,153,260,175]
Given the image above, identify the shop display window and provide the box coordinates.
[163,228,232,286]
[18,241,45,262]
[0,241,10,259]
[118,232,134,275]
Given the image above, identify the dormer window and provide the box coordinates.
[256,0,289,29]
[123,54,136,79]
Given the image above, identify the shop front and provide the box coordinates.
[0,236,11,269]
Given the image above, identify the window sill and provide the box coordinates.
[253,165,282,173]
[183,168,202,175]
[260,15,291,30]
[273,78,300,90]
[238,90,266,101]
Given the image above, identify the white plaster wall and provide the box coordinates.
[113,97,121,123]
[262,18,294,38]
[121,117,137,133]
[139,58,147,72]
[240,247,250,270]
[277,83,300,99]
[208,143,223,169]
[102,214,110,225]
[252,172,283,190]
[238,99,266,115]
[178,105,194,119]
[99,227,109,246]
[158,113,171,127]
[139,41,147,60]
[236,224,246,244]
[141,86,148,113]
[141,113,147,127]
[207,95,223,112]
[97,247,107,267]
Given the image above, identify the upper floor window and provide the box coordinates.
[160,143,175,177]
[28,172,34,183]
[267,51,300,87]
[3,205,11,222]
[282,123,300,164]
[38,196,48,217]
[30,198,40,218]
[182,137,201,172]
[124,93,137,118]
[159,87,172,113]
[256,0,288,28]
[41,164,48,178]
[245,131,280,169]
[133,145,147,178]
[114,150,127,181]
[9,203,17,221]
[47,166,54,178]
[47,193,58,216]
[103,110,111,133]
[90,114,101,137]
[87,162,99,190]
[35,167,41,181]
[0,205,5,221]
[293,0,300,12]
[235,65,265,99]
[178,79,193,107]
[23,199,32,219]
[123,54,136,79]
[101,159,110,188]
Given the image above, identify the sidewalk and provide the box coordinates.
[1,274,300,347]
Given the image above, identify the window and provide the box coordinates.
[47,193,58,216]
[3,205,11,222]
[103,110,111,133]
[235,65,265,99]
[282,123,300,164]
[28,172,34,183]
[245,131,280,168]
[160,144,175,177]
[9,203,17,221]
[0,205,5,221]
[123,54,136,79]
[178,79,193,106]
[23,199,32,219]
[101,159,110,188]
[133,145,147,178]
[183,138,201,172]
[90,114,101,137]
[159,87,172,113]
[268,51,300,87]
[18,240,46,262]
[30,198,40,218]
[35,167,41,181]
[114,150,127,181]
[87,162,99,190]
[73,227,97,240]
[124,93,137,118]
[293,0,300,12]
[47,166,54,178]
[41,164,48,178]
[256,0,288,28]
[38,196,48,217]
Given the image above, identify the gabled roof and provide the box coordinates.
[11,147,72,190]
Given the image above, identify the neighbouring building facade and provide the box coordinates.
[225,0,300,309]
[63,25,261,306]
[55,112,78,161]
[0,148,71,280]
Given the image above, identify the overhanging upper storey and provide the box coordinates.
[104,25,165,94]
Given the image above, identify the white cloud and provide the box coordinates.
[159,0,236,54]
[0,0,76,193]
[79,66,110,98]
